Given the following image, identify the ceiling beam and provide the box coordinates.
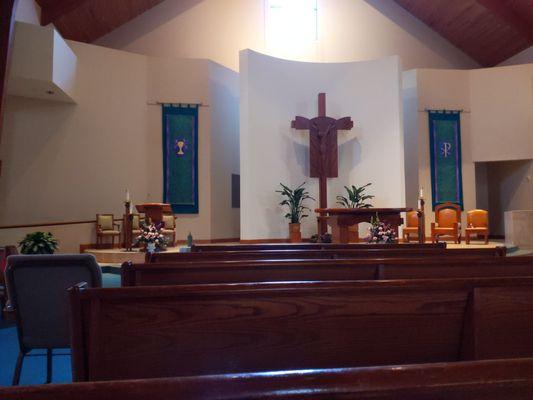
[37,0,90,26]
[476,0,533,44]
[0,0,19,176]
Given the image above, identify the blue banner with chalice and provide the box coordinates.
[162,104,199,213]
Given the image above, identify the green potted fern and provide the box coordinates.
[276,182,314,243]
[336,183,374,208]
[19,231,59,254]
[336,183,374,243]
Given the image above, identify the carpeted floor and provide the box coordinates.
[0,273,120,386]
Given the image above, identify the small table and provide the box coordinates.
[315,208,412,244]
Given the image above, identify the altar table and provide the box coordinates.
[315,208,412,244]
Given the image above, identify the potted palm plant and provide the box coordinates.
[277,182,314,243]
[336,183,374,243]
[19,231,59,254]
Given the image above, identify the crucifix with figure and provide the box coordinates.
[291,93,354,235]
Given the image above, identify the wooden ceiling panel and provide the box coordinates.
[394,0,533,66]
[36,0,165,43]
[36,0,533,66]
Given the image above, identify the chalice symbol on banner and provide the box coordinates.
[174,138,187,156]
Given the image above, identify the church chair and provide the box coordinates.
[131,214,144,246]
[5,254,102,385]
[161,214,177,247]
[431,202,462,244]
[0,245,18,319]
[402,211,419,243]
[465,209,489,244]
[96,214,120,249]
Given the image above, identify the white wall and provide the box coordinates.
[95,0,478,72]
[1,37,239,251]
[241,50,405,240]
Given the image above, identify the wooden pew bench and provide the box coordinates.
[148,246,507,263]
[122,256,533,287]
[190,242,447,252]
[69,277,533,381]
[3,358,533,399]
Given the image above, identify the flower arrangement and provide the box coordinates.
[366,215,397,244]
[136,223,167,252]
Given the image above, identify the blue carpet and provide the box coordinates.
[0,272,120,386]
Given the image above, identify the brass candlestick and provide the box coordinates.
[417,197,426,244]
[123,200,134,251]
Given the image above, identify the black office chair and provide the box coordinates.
[5,254,102,385]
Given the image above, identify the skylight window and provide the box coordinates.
[266,0,318,48]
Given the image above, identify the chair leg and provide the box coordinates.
[466,232,470,245]
[46,348,53,384]
[12,351,25,386]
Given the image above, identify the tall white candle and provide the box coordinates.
[126,189,130,202]
[419,187,424,199]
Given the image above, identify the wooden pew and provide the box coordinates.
[122,256,533,287]
[190,242,447,252]
[69,277,533,381]
[4,358,533,399]
[148,246,507,263]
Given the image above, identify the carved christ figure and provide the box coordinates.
[291,93,354,234]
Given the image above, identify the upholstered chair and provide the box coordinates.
[96,214,120,248]
[402,211,419,243]
[465,209,489,244]
[431,202,461,244]
[6,254,102,385]
[161,214,177,247]
[131,214,143,237]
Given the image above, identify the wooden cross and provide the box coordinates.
[291,93,354,235]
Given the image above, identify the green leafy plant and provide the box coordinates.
[276,182,315,224]
[19,231,59,254]
[336,183,374,208]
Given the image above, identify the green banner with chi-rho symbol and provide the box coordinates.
[428,111,463,210]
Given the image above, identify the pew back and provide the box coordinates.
[148,246,507,262]
[190,242,447,252]
[4,358,533,399]
[70,277,533,381]
[122,256,533,287]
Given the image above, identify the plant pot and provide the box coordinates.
[289,223,302,243]
[348,224,359,243]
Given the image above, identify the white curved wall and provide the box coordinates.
[240,50,405,240]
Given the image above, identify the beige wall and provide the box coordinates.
[15,0,40,24]
[404,63,533,238]
[95,0,478,72]
[404,69,476,231]
[1,38,239,252]
[498,46,533,67]
[469,64,533,162]
[209,62,240,239]
[486,160,533,236]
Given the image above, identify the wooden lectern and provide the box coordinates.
[136,203,172,225]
